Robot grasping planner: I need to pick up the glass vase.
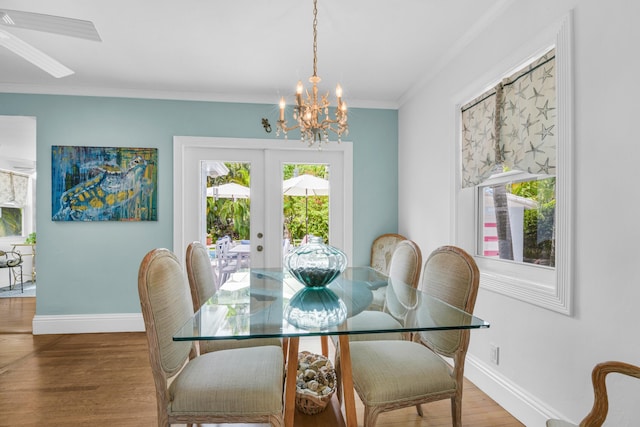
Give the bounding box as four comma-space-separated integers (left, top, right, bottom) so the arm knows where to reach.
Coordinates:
284, 235, 347, 288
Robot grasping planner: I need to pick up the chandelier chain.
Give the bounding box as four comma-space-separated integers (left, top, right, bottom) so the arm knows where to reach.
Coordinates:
312, 0, 318, 78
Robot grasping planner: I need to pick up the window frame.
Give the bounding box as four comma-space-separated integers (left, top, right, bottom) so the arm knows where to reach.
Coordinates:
454, 12, 573, 315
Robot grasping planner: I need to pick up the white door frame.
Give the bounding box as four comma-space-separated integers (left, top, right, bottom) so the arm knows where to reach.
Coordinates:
173, 136, 353, 267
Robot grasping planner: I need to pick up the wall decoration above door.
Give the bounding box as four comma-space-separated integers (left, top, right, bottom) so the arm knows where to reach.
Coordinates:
51, 146, 157, 221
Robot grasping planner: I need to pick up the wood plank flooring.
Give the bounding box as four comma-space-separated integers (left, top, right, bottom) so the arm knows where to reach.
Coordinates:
0, 298, 524, 426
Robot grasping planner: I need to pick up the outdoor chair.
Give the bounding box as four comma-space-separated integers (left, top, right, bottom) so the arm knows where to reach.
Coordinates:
215, 236, 240, 285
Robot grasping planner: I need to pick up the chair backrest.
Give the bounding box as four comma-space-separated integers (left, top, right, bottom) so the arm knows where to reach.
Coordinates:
580, 361, 640, 427
370, 233, 407, 275
186, 241, 218, 308
0, 250, 22, 267
416, 245, 480, 358
138, 248, 195, 396
384, 239, 422, 323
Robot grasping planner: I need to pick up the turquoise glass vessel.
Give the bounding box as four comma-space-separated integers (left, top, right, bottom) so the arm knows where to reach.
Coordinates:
284, 287, 348, 330
284, 236, 347, 288
284, 236, 348, 329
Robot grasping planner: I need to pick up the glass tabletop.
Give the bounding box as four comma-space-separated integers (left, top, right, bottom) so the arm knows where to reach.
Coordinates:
173, 266, 489, 341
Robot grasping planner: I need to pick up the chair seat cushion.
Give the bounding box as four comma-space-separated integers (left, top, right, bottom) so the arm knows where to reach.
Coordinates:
200, 337, 282, 353
350, 340, 456, 406
347, 310, 405, 341
168, 345, 284, 416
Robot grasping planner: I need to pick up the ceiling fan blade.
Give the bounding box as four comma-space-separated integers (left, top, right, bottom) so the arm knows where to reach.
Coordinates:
0, 29, 74, 78
0, 9, 101, 41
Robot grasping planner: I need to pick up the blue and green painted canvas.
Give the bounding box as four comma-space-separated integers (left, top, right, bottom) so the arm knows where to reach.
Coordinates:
51, 146, 157, 221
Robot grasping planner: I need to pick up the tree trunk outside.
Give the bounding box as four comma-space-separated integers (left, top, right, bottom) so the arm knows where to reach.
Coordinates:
492, 183, 513, 260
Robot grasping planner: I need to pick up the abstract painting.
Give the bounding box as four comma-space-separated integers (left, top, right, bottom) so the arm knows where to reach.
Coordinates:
51, 146, 157, 221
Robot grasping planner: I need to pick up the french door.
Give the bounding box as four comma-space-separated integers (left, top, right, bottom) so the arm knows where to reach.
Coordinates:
173, 137, 353, 268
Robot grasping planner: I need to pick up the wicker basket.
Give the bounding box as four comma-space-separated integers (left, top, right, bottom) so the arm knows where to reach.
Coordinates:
295, 351, 336, 415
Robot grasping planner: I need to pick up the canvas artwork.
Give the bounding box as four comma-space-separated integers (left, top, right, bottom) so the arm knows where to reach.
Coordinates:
51, 146, 157, 221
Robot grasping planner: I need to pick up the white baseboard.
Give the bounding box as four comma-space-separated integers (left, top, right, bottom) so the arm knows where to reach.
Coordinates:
465, 354, 565, 427
32, 313, 145, 335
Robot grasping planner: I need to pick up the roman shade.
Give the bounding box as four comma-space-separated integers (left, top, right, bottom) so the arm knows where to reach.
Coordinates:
461, 48, 556, 188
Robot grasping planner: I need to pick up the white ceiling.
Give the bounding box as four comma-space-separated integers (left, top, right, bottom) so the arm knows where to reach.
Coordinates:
0, 0, 510, 108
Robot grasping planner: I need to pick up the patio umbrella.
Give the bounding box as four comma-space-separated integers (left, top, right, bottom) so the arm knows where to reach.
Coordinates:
207, 182, 250, 199
282, 174, 329, 236
206, 161, 230, 178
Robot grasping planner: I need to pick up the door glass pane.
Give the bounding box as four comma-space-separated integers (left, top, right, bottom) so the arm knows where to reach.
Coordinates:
204, 160, 252, 285
282, 163, 330, 254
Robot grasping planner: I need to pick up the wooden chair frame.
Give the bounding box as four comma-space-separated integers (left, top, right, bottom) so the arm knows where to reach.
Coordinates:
579, 361, 640, 427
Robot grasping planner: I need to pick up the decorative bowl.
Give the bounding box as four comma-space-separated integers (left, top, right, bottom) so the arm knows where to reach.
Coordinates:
285, 235, 347, 288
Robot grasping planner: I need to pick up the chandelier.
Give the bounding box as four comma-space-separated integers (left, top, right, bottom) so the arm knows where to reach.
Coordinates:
276, 0, 348, 147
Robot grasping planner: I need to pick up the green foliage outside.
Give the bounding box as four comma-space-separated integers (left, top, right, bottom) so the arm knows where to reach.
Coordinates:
282, 164, 329, 243
207, 163, 251, 241
206, 163, 329, 243
510, 177, 556, 266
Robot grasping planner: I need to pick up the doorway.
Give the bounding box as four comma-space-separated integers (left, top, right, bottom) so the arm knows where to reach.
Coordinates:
173, 137, 353, 269
0, 116, 37, 300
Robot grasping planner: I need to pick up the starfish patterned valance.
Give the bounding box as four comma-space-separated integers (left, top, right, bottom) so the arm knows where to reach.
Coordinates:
0, 170, 29, 207
461, 49, 556, 188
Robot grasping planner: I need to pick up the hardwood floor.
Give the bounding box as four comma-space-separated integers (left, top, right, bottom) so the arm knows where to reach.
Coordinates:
0, 298, 524, 427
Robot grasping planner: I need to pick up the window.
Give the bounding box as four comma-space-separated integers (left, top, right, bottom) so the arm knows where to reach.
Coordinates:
456, 13, 573, 314
479, 175, 556, 267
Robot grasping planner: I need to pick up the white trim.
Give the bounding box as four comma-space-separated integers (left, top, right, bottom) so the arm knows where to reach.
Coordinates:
464, 354, 573, 426
454, 12, 574, 315
32, 313, 144, 335
0, 83, 396, 110
173, 136, 354, 267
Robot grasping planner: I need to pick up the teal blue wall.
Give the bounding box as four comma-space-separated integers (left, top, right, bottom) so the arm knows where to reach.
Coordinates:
0, 93, 398, 315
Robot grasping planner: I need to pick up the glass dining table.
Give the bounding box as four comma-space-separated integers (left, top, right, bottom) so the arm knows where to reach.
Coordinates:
173, 266, 490, 427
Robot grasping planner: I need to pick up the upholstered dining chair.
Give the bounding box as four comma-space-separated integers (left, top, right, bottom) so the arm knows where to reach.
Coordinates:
370, 233, 407, 275
368, 233, 409, 311
334, 239, 422, 401
352, 239, 423, 340
185, 241, 282, 354
547, 361, 640, 427
138, 248, 284, 427
347, 245, 480, 427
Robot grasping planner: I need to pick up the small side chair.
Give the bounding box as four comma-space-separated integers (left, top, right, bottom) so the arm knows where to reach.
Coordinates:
0, 250, 24, 293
